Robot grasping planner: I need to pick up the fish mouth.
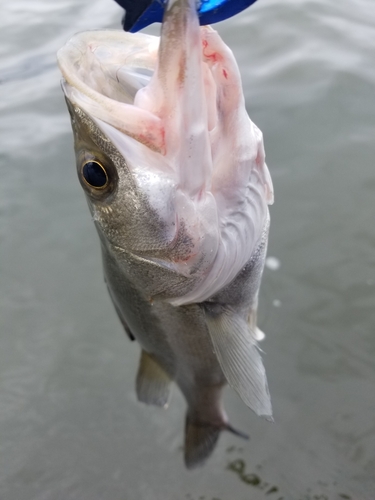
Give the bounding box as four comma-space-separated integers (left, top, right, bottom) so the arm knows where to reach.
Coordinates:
58, 30, 166, 153
57, 0, 216, 166
57, 30, 158, 104
58, 31, 156, 105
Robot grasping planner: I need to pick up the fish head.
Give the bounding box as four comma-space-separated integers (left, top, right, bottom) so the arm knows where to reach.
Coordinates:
58, 0, 274, 304
63, 92, 204, 299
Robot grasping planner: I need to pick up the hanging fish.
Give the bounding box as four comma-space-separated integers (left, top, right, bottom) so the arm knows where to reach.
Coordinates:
57, 0, 274, 468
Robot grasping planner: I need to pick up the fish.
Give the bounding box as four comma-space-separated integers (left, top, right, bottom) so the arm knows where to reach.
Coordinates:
57, 0, 274, 468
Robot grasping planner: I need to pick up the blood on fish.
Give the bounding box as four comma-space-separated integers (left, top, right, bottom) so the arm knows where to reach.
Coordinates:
171, 252, 198, 264
137, 127, 166, 155
202, 39, 223, 63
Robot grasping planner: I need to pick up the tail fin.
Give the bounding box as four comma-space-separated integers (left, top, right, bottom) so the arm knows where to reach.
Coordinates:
184, 416, 221, 469
184, 416, 249, 469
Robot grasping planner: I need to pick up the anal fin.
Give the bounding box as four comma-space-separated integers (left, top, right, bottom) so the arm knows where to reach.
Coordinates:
136, 350, 172, 408
204, 307, 272, 419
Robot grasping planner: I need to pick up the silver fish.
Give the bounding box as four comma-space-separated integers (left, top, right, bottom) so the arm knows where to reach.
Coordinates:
57, 0, 274, 468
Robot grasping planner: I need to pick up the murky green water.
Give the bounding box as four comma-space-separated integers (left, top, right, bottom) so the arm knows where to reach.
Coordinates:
1, 1, 374, 499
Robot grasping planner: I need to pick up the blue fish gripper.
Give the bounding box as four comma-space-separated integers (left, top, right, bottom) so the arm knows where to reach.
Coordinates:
115, 0, 259, 32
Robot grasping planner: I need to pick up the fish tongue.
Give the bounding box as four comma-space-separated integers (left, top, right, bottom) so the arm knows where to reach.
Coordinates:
135, 0, 213, 197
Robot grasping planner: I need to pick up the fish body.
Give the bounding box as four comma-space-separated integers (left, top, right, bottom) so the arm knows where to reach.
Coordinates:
58, 0, 274, 468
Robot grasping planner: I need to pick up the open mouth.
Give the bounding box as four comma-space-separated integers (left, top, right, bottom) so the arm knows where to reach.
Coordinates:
58, 31, 165, 152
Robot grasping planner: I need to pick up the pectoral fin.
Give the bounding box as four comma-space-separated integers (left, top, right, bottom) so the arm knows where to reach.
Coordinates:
136, 350, 172, 408
204, 308, 272, 418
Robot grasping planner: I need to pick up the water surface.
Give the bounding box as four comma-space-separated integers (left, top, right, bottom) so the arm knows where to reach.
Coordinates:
1, 1, 374, 499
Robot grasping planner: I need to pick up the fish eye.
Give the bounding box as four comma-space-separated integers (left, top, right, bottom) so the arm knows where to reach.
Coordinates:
81, 161, 108, 189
